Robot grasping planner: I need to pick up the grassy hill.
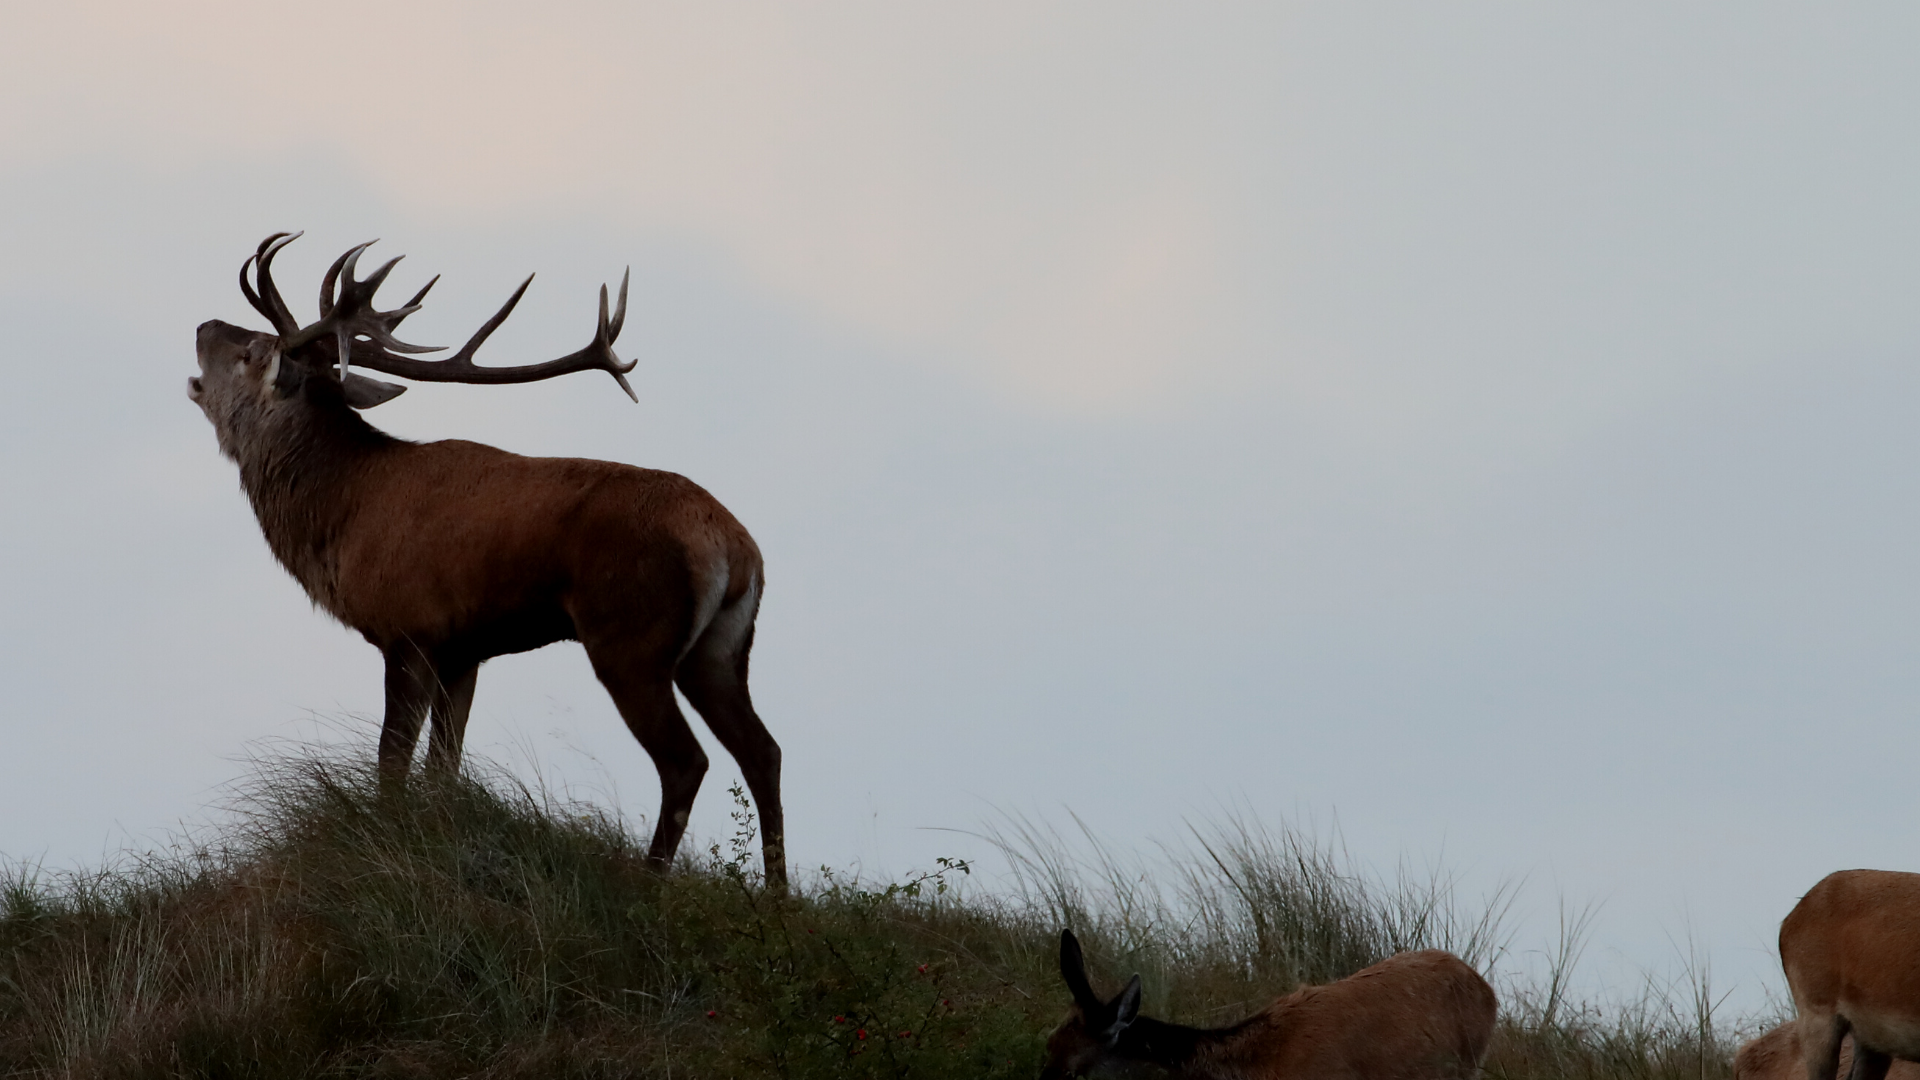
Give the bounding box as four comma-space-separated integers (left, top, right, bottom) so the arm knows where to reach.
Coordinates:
0, 751, 1752, 1078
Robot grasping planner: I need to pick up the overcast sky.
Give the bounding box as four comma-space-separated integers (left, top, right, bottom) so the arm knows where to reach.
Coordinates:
7, 2, 1920, 1012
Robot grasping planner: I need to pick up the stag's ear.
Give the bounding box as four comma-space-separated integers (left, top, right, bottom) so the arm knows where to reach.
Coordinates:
267, 349, 306, 398
1108, 975, 1142, 1036
343, 374, 408, 409
1060, 929, 1100, 1011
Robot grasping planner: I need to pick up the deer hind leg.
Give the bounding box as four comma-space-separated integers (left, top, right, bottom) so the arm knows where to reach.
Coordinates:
677, 594, 784, 889
378, 644, 438, 782
1800, 1014, 1849, 1080
424, 663, 479, 774
586, 644, 709, 870
1850, 1043, 1893, 1080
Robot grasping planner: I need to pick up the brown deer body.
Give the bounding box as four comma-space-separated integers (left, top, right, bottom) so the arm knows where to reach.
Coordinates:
1780, 869, 1920, 1080
1734, 1019, 1920, 1080
1041, 929, 1496, 1079
190, 234, 784, 886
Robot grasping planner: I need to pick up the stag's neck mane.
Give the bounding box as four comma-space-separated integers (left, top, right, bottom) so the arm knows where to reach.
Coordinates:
230, 387, 403, 613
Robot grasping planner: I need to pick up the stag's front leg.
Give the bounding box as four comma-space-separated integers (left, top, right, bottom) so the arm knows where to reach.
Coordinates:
424, 663, 479, 774
377, 645, 436, 782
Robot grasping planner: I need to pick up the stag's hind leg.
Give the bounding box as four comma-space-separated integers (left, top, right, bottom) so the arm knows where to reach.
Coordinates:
1800, 1014, 1849, 1080
677, 593, 785, 889
1850, 1042, 1893, 1080
586, 641, 710, 870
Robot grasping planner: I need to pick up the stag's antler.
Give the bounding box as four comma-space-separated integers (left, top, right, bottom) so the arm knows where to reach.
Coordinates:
239, 232, 304, 338
240, 234, 637, 402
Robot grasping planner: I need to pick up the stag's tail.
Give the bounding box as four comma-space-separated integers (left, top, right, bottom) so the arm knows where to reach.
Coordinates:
678, 533, 763, 673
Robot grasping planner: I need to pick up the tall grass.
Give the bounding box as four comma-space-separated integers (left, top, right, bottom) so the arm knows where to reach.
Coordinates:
0, 747, 1758, 1078
980, 808, 1514, 1019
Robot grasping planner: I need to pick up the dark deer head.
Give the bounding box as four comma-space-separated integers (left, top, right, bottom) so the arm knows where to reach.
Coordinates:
1041, 929, 1144, 1079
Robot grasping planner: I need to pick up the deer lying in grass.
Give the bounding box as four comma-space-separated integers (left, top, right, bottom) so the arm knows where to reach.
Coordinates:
1734, 1019, 1920, 1080
190, 233, 785, 887
1780, 869, 1920, 1080
1041, 928, 1496, 1079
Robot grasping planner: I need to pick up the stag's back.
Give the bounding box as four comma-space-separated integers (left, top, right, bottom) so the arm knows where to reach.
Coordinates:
318, 438, 760, 650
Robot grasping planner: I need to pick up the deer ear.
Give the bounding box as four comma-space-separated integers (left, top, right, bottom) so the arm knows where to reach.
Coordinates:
343, 374, 408, 409
1107, 975, 1142, 1038
1059, 929, 1100, 1010
268, 350, 305, 398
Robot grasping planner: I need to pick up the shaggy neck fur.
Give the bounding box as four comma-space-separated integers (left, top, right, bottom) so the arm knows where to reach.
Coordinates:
217, 378, 400, 616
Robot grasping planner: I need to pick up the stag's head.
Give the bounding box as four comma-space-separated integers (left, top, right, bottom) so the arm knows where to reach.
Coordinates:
191, 232, 635, 459
1040, 929, 1144, 1080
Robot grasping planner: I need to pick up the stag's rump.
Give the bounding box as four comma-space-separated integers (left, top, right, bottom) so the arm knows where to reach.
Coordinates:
332, 439, 760, 661
1782, 869, 1920, 1063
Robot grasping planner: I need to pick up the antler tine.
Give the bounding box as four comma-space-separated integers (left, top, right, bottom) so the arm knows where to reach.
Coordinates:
316, 241, 372, 319
451, 273, 535, 359
238, 253, 268, 325
388, 275, 440, 331
358, 255, 407, 305
608, 268, 629, 340
239, 231, 304, 336
600, 275, 637, 402
256, 233, 302, 333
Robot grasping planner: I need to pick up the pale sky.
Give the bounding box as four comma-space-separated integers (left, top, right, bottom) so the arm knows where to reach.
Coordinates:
8, 2, 1920, 1012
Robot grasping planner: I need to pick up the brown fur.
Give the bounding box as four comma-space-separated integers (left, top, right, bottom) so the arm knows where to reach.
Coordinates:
1779, 869, 1920, 1080
1042, 930, 1496, 1079
1734, 1019, 1920, 1080
190, 310, 786, 887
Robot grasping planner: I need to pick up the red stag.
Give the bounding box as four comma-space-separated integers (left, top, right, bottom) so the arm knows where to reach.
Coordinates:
1041, 928, 1496, 1079
189, 233, 784, 886
1780, 869, 1920, 1080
